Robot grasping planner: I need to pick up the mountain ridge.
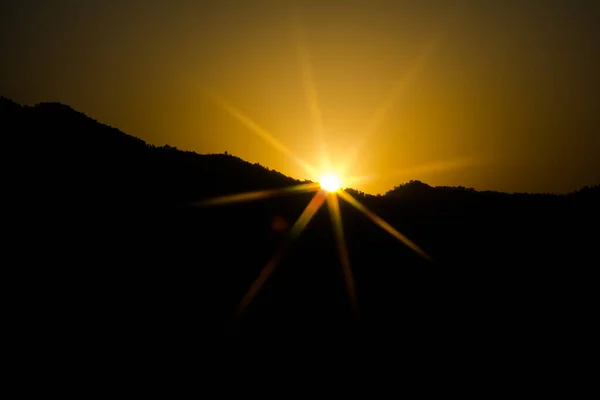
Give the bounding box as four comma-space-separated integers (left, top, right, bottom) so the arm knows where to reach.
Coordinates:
3, 96, 597, 198
3, 95, 599, 378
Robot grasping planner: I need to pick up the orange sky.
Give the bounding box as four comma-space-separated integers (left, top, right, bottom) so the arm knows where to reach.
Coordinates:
2, 0, 599, 194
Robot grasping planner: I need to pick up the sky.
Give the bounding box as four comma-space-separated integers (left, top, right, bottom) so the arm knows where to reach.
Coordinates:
1, 0, 599, 194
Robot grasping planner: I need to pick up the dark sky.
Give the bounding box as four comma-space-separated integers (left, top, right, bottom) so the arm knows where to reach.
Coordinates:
2, 0, 599, 193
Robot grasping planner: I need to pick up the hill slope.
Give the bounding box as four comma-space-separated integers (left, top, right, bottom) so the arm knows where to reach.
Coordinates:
3, 96, 599, 383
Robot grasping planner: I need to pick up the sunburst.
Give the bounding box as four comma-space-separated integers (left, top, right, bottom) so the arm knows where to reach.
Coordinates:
319, 174, 342, 192
193, 94, 433, 319
190, 10, 470, 321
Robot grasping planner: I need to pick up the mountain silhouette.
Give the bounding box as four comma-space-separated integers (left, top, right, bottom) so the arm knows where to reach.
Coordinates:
3, 96, 598, 384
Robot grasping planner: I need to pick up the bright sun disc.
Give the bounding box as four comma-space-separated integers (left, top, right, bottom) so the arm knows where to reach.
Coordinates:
320, 174, 341, 192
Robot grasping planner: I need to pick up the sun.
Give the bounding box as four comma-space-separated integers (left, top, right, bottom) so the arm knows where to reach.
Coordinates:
202, 57, 434, 320
319, 174, 341, 192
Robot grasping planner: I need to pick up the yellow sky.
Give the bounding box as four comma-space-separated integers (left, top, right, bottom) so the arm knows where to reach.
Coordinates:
1, 1, 599, 194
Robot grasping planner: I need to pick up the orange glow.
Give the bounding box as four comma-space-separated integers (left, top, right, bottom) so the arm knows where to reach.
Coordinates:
5, 2, 598, 194
206, 91, 318, 178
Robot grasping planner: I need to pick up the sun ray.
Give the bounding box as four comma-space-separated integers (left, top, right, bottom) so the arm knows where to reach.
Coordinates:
339, 37, 441, 176
339, 5, 463, 176
289, 189, 327, 239
205, 92, 318, 177
326, 193, 359, 318
343, 156, 481, 188
234, 247, 287, 319
291, 9, 330, 171
338, 190, 432, 262
235, 190, 327, 317
205, 5, 469, 322
191, 182, 320, 207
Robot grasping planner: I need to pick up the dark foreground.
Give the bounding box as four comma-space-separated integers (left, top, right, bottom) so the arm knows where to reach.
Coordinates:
19, 192, 598, 389
4, 97, 599, 390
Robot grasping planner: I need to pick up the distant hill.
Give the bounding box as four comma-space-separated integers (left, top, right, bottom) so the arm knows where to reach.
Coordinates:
3, 96, 597, 205
3, 96, 599, 381
1, 96, 304, 209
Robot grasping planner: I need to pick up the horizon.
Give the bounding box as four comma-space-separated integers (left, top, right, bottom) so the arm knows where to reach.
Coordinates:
2, 1, 599, 195
3, 95, 597, 196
